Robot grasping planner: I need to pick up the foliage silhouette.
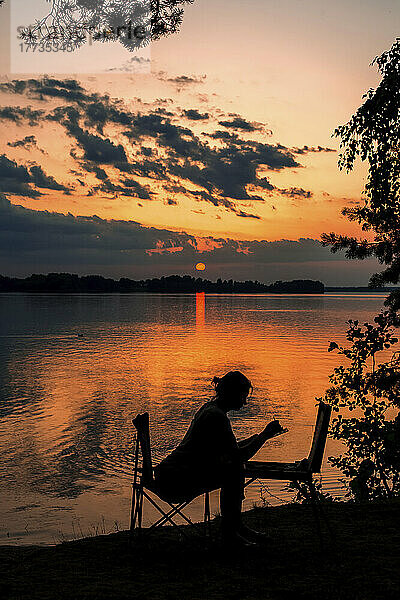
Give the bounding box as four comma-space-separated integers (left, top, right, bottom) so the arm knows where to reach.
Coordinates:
322, 313, 400, 500
18, 0, 195, 51
321, 38, 400, 316
319, 39, 400, 500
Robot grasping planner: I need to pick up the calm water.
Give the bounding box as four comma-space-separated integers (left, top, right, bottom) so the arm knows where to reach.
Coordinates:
0, 292, 388, 545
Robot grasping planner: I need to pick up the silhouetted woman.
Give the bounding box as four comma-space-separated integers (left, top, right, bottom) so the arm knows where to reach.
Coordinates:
154, 370, 284, 545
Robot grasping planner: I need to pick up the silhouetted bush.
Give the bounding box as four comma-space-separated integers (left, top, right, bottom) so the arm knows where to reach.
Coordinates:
323, 312, 400, 500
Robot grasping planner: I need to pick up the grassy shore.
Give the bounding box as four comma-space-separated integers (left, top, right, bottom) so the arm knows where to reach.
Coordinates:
1, 501, 399, 600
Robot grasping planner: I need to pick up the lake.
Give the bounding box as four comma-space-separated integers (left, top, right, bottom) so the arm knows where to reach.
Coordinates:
0, 292, 389, 544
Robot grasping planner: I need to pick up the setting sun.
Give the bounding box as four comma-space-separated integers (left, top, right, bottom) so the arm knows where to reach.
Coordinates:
195, 262, 206, 271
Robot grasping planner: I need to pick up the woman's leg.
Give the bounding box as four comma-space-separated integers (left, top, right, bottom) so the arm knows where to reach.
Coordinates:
219, 460, 245, 535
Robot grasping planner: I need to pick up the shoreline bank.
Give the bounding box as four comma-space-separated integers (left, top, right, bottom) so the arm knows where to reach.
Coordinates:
1, 501, 399, 599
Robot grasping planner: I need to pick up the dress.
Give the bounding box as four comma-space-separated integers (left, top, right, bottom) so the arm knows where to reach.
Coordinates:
154, 401, 240, 502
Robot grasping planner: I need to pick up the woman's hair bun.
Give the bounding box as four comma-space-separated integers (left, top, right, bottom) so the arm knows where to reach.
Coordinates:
211, 371, 252, 397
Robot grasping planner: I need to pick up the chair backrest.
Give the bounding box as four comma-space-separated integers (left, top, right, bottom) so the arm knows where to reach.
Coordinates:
132, 412, 154, 484
307, 401, 332, 473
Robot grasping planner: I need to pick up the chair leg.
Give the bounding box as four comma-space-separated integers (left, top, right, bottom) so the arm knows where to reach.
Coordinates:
137, 487, 144, 531
143, 492, 193, 538
131, 484, 211, 540
150, 500, 191, 529
204, 492, 211, 537
129, 484, 144, 543
130, 484, 137, 535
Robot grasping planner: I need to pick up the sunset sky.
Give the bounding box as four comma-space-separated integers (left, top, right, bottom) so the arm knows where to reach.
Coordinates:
0, 0, 399, 284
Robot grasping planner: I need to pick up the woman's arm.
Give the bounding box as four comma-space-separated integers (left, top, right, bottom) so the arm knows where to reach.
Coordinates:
238, 421, 285, 461
238, 432, 268, 461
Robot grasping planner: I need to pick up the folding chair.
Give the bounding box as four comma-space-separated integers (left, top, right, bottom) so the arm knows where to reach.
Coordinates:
244, 401, 334, 549
130, 413, 211, 538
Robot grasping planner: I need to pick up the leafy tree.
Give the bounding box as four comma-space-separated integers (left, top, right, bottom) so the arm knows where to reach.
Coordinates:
151, 0, 194, 40
321, 38, 400, 316
19, 0, 195, 50
322, 312, 400, 500
320, 40, 400, 500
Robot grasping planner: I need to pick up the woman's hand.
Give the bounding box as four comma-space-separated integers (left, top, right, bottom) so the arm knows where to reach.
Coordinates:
262, 420, 284, 438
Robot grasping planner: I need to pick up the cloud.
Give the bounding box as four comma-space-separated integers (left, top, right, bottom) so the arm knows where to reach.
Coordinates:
292, 145, 336, 154
218, 117, 264, 132
0, 194, 378, 284
120, 178, 152, 199
124, 112, 204, 159
158, 73, 207, 87
0, 155, 41, 198
141, 146, 153, 157
168, 140, 300, 201
70, 125, 128, 164
206, 130, 239, 141
278, 187, 313, 199
0, 194, 197, 270
234, 210, 261, 219
106, 56, 151, 72
0, 106, 45, 125
8, 135, 38, 150
0, 78, 88, 102
0, 77, 315, 215
182, 109, 210, 121
0, 155, 70, 197
30, 165, 70, 192
80, 162, 108, 181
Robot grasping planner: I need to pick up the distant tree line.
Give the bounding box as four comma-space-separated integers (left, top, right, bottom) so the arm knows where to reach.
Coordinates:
0, 273, 324, 294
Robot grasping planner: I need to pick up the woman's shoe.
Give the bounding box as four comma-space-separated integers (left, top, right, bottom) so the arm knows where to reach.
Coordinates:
238, 524, 270, 543
221, 530, 258, 548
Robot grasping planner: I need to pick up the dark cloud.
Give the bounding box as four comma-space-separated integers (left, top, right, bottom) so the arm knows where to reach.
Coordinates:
29, 165, 70, 192
163, 183, 189, 194
278, 187, 313, 199
206, 130, 239, 141
218, 117, 263, 132
8, 135, 38, 150
182, 109, 210, 121
125, 112, 205, 159
0, 194, 376, 284
91, 178, 152, 199
153, 107, 175, 117
0, 78, 314, 214
158, 73, 207, 86
234, 210, 261, 219
70, 125, 128, 164
122, 108, 305, 206
189, 190, 261, 219
0, 194, 196, 270
292, 145, 336, 154
141, 146, 154, 157
169, 140, 300, 201
0, 155, 41, 198
120, 178, 152, 199
82, 100, 132, 131
106, 56, 151, 72
256, 177, 275, 191
80, 162, 108, 181
0, 78, 88, 102
0, 155, 70, 197
0, 106, 44, 125
117, 158, 168, 179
